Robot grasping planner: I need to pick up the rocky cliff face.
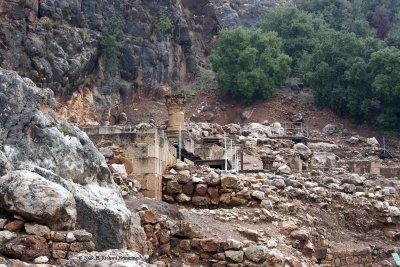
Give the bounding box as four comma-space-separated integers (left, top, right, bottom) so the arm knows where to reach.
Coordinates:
0, 0, 280, 125
0, 67, 146, 251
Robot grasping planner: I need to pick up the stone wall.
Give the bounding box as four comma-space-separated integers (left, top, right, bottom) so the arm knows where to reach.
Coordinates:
162, 170, 263, 207
136, 207, 299, 267
87, 129, 177, 200
321, 248, 373, 267
380, 167, 400, 178
338, 160, 400, 178
0, 216, 94, 265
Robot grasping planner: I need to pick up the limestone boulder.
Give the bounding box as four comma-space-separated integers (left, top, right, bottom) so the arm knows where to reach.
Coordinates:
0, 170, 76, 230
0, 69, 145, 251
243, 123, 272, 137
270, 122, 284, 136
294, 143, 312, 161
367, 137, 379, 146
277, 165, 292, 175
270, 178, 286, 189
216, 3, 240, 28
322, 124, 337, 135
0, 152, 11, 177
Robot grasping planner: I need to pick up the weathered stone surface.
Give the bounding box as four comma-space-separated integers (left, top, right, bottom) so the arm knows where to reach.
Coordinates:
4, 220, 25, 232
225, 250, 244, 263
290, 230, 309, 242
25, 223, 51, 239
182, 182, 194, 195
0, 219, 7, 229
53, 242, 70, 251
72, 229, 92, 242
0, 231, 17, 245
66, 232, 76, 242
226, 239, 243, 250
243, 246, 268, 263
167, 180, 183, 194
182, 253, 200, 265
200, 239, 224, 252
294, 143, 312, 161
33, 256, 49, 264
176, 193, 191, 203
0, 235, 49, 261
251, 191, 265, 200
221, 174, 239, 189
53, 250, 68, 259
270, 178, 286, 189
192, 196, 210, 206
175, 221, 203, 239
206, 171, 221, 186
0, 170, 76, 230
367, 137, 379, 146
322, 124, 337, 135
0, 69, 145, 251
194, 183, 208, 196
138, 210, 158, 225
69, 241, 95, 252
281, 221, 298, 234
277, 165, 292, 175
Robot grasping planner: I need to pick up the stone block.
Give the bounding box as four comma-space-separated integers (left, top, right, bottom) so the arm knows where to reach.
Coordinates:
192, 196, 210, 206
194, 183, 208, 196
167, 181, 182, 194
225, 250, 244, 263
182, 253, 199, 265
53, 250, 67, 259
69, 241, 95, 252
52, 242, 70, 251
72, 230, 92, 242
138, 210, 158, 225
51, 231, 66, 242
25, 223, 51, 239
200, 239, 224, 252
5, 220, 24, 232
182, 182, 194, 195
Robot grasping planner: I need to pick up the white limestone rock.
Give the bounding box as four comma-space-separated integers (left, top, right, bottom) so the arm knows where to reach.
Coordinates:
0, 170, 76, 230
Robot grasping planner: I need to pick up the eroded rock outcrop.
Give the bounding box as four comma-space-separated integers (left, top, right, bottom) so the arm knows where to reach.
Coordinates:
0, 68, 145, 251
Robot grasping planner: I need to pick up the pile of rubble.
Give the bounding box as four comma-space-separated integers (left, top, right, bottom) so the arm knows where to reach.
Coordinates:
146, 121, 400, 266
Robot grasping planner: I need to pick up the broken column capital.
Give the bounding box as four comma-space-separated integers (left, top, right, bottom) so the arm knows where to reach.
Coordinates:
165, 94, 186, 112
165, 94, 187, 136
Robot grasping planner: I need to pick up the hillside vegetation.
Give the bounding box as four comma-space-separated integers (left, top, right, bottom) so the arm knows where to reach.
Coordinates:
210, 0, 400, 132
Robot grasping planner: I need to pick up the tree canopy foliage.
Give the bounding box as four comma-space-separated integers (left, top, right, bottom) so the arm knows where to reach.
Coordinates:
259, 3, 400, 130
257, 6, 330, 73
209, 28, 291, 103
210, 1, 400, 130
100, 17, 124, 77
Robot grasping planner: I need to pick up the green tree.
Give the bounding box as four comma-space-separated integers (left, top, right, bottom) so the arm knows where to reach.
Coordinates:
296, 0, 354, 31
155, 11, 173, 37
369, 47, 400, 129
257, 6, 330, 73
209, 28, 291, 103
100, 17, 124, 77
299, 31, 375, 119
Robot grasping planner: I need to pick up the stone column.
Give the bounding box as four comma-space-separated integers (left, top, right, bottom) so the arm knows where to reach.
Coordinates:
165, 94, 187, 137
261, 154, 276, 170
